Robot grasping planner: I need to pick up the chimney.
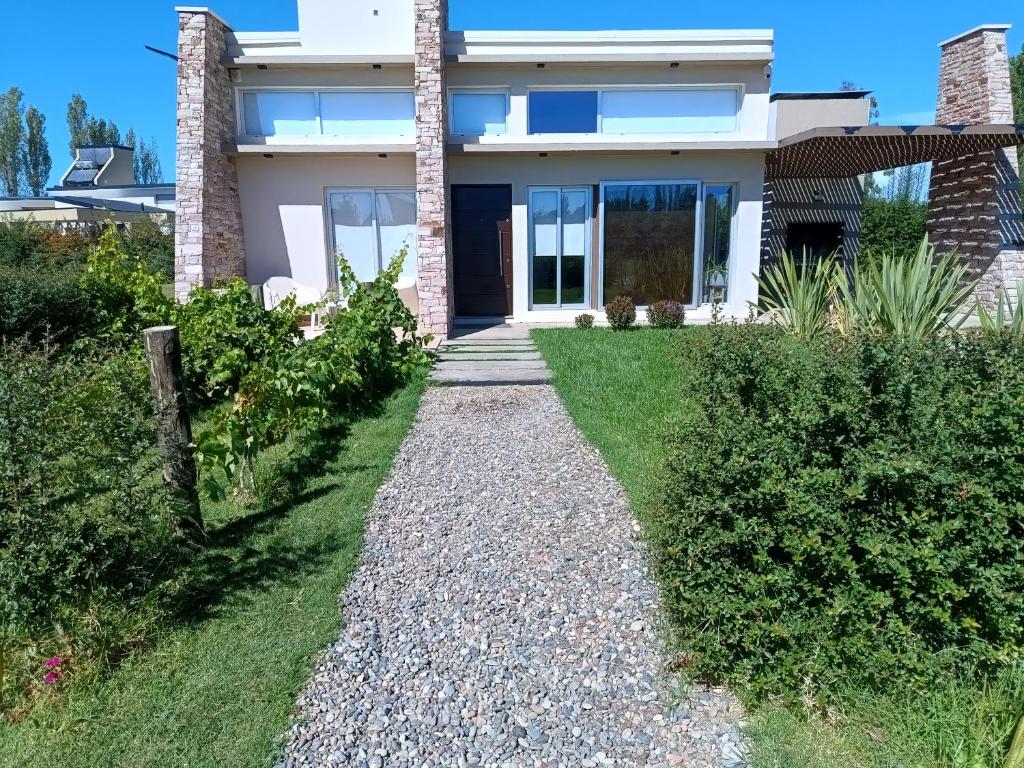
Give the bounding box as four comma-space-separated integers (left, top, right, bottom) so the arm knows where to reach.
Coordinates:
927, 24, 1024, 309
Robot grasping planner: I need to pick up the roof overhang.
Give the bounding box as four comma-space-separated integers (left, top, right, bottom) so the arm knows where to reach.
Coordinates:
767, 124, 1024, 178
444, 29, 774, 64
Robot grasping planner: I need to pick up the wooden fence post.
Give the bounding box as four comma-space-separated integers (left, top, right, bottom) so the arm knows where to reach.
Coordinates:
143, 325, 203, 539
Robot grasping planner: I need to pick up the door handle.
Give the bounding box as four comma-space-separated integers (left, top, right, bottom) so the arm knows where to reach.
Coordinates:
497, 229, 504, 277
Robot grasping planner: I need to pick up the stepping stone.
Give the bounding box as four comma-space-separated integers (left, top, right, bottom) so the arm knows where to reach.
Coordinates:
440, 338, 536, 347
429, 368, 553, 385
435, 359, 548, 370
436, 351, 543, 362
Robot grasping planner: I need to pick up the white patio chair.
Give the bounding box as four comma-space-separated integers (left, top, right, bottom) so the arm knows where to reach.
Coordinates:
261, 276, 325, 330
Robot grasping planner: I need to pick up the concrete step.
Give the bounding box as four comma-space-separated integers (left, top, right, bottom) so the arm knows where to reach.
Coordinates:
440, 338, 536, 347
435, 359, 548, 370
436, 351, 543, 362
429, 368, 553, 386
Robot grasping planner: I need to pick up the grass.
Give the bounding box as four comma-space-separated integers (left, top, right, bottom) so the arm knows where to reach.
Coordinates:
0, 376, 424, 768
534, 327, 1024, 768
532, 327, 688, 513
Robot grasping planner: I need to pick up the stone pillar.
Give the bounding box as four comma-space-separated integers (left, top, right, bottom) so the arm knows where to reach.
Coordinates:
414, 0, 454, 338
175, 8, 247, 300
928, 24, 1024, 308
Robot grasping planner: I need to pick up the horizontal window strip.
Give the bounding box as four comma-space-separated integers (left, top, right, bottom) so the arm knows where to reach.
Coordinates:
241, 89, 415, 138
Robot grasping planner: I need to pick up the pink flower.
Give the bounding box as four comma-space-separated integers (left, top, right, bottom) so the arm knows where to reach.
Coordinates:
44, 656, 62, 668
44, 671, 61, 685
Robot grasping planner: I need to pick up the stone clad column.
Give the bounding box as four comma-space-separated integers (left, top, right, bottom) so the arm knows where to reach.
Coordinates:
175, 8, 247, 300
414, 0, 454, 338
928, 24, 1024, 308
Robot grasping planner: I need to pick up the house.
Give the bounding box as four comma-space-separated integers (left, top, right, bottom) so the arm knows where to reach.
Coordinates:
173, 1, 1024, 336
0, 146, 175, 233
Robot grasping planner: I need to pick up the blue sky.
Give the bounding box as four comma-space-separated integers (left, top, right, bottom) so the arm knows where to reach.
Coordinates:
0, 1, 1020, 187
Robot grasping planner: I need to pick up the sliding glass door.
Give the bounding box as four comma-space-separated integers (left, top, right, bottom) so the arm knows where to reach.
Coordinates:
529, 187, 591, 308
327, 188, 417, 285
601, 181, 700, 307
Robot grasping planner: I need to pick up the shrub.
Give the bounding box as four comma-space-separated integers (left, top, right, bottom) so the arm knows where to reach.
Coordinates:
0, 262, 96, 343
836, 239, 974, 341
195, 251, 429, 496
605, 295, 636, 331
175, 279, 303, 404
575, 313, 594, 330
648, 300, 686, 329
82, 226, 173, 339
755, 251, 837, 339
860, 196, 929, 264
0, 342, 172, 706
653, 326, 1024, 702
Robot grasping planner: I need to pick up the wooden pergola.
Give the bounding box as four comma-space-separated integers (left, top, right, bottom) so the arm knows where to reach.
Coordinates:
766, 124, 1024, 178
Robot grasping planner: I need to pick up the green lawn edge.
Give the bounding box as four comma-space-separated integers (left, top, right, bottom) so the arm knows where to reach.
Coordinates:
0, 376, 425, 768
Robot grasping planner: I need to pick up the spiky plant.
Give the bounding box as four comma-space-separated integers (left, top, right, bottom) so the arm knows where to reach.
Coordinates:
752, 251, 837, 339
977, 281, 1024, 336
836, 238, 975, 342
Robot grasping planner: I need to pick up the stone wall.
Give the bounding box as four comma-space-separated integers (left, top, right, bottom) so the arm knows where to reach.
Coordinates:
175, 9, 247, 300
414, 0, 454, 337
927, 25, 1024, 308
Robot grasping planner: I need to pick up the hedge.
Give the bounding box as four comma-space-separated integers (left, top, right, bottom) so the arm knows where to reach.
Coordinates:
652, 327, 1024, 701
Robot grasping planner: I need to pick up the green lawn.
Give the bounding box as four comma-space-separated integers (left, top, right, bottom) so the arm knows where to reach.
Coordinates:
534, 327, 1024, 768
532, 327, 688, 514
0, 377, 424, 768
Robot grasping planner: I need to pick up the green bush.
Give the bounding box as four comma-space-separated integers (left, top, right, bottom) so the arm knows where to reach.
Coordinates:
0, 342, 173, 706
575, 313, 594, 330
860, 197, 929, 264
195, 251, 430, 496
647, 300, 686, 329
0, 262, 96, 343
653, 326, 1024, 701
605, 295, 636, 330
175, 279, 303, 404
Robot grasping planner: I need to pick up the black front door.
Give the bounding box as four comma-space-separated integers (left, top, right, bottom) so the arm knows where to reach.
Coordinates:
452, 185, 512, 316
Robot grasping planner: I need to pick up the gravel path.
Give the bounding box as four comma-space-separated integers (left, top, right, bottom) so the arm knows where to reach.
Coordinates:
279, 385, 745, 768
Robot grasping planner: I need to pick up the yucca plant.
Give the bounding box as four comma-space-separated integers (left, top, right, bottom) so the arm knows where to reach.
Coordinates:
1007, 712, 1024, 768
752, 250, 837, 339
836, 238, 975, 343
977, 281, 1024, 336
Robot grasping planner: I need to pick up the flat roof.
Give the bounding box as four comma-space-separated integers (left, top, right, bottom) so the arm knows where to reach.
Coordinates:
771, 91, 872, 102
767, 124, 1024, 178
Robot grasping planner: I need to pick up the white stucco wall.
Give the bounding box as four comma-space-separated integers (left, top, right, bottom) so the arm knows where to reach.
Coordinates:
448, 150, 766, 322
296, 0, 414, 55
235, 154, 416, 293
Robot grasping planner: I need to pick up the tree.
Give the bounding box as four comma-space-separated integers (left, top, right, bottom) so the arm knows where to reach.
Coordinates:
66, 94, 121, 156
23, 106, 51, 197
124, 128, 163, 184
66, 94, 88, 157
0, 87, 26, 195
841, 81, 882, 198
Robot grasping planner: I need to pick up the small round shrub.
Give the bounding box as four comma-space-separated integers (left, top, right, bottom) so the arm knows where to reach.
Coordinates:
575, 313, 594, 330
605, 296, 636, 331
648, 299, 686, 329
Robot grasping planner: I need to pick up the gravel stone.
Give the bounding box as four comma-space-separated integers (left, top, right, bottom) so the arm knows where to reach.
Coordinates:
279, 385, 746, 767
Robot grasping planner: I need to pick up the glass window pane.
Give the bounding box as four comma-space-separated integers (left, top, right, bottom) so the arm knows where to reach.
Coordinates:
600, 89, 738, 134
528, 91, 598, 134
375, 190, 418, 281
561, 190, 588, 306
532, 191, 559, 305
603, 183, 698, 306
702, 186, 733, 303
452, 92, 507, 135
329, 191, 377, 282
320, 91, 415, 136
243, 91, 317, 136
